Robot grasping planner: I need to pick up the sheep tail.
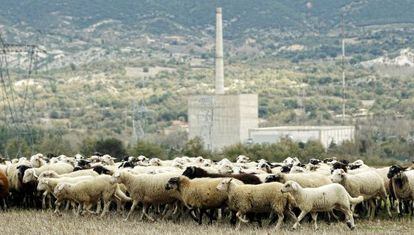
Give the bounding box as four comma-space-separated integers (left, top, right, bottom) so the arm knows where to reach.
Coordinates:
115, 184, 131, 202
349, 195, 363, 205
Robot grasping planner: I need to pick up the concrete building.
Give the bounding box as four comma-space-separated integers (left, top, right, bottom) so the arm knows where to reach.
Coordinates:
248, 126, 355, 149
188, 94, 258, 150
188, 8, 258, 150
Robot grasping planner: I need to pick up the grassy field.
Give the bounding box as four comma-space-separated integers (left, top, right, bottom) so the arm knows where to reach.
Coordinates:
1, 209, 413, 235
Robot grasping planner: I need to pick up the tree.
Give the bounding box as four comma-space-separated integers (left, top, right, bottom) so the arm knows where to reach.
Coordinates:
79, 137, 98, 157
94, 138, 127, 160
182, 137, 211, 158
129, 141, 165, 159
36, 136, 74, 156
5, 138, 31, 159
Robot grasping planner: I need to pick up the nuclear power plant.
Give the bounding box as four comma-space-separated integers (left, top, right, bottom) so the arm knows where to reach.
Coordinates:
188, 8, 258, 150
188, 8, 355, 150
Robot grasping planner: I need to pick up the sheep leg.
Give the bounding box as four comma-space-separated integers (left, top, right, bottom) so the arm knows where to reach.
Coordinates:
396, 199, 402, 215
65, 201, 70, 211
293, 211, 308, 230
285, 208, 297, 222
206, 209, 216, 224
274, 212, 284, 230
368, 200, 376, 220
198, 208, 204, 225
0, 199, 6, 210
189, 208, 199, 223
160, 204, 169, 218
172, 202, 179, 215
236, 219, 242, 230
385, 198, 392, 218
125, 200, 138, 221
75, 203, 82, 216
160, 204, 171, 220
95, 199, 102, 214
48, 194, 53, 209
54, 200, 62, 214
310, 212, 318, 230
42, 192, 47, 209
100, 200, 111, 218
142, 204, 156, 222
236, 211, 249, 223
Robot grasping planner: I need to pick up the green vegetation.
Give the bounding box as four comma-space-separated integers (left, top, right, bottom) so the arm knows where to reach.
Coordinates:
0, 1, 413, 163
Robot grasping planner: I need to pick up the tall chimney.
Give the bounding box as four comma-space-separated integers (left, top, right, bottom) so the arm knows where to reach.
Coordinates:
215, 7, 224, 95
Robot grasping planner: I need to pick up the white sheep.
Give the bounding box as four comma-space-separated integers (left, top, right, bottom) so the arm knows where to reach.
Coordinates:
38, 169, 98, 179
267, 172, 332, 188
281, 180, 363, 230
54, 175, 118, 217
30, 154, 47, 168
331, 169, 391, 219
111, 170, 181, 221
23, 163, 74, 183
217, 178, 296, 230
37, 175, 95, 209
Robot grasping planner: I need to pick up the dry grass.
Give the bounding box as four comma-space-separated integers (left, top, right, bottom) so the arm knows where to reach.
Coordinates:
1, 209, 413, 235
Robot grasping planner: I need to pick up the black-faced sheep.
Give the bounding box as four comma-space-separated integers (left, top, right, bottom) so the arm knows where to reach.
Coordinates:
182, 166, 262, 185
387, 165, 414, 215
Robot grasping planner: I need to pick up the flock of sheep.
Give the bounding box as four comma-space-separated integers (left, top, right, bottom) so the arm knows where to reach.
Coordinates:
0, 153, 413, 230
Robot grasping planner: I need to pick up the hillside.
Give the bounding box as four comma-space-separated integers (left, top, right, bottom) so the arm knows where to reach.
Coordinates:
2, 1, 414, 35
0, 1, 413, 158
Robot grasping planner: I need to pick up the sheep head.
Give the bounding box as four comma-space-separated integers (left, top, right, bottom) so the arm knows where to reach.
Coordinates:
266, 173, 284, 183
182, 166, 198, 179
149, 158, 161, 166
41, 170, 60, 179
54, 183, 68, 196
331, 169, 346, 183
387, 165, 407, 179
309, 158, 321, 165
23, 169, 38, 183
236, 155, 249, 164
281, 181, 299, 193
165, 177, 180, 190
93, 165, 112, 175
37, 179, 48, 191
281, 164, 292, 173
216, 178, 232, 191
111, 171, 122, 184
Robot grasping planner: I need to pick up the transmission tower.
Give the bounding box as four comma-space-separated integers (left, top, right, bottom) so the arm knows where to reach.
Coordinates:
0, 33, 46, 157
131, 77, 154, 143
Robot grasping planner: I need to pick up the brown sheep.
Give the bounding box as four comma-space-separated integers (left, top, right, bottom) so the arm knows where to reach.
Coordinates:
0, 171, 9, 210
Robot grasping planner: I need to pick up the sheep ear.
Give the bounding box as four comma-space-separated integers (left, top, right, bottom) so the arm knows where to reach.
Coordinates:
33, 171, 39, 179
292, 182, 298, 190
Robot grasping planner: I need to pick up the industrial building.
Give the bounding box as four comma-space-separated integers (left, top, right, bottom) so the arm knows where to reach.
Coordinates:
248, 126, 355, 149
188, 8, 258, 150
188, 94, 258, 150
187, 8, 355, 151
